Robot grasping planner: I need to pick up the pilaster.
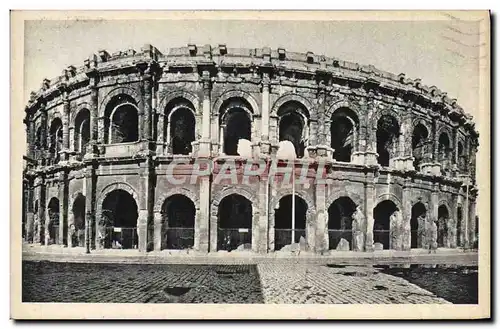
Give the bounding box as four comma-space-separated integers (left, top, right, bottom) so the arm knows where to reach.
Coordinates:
198, 174, 210, 252
364, 174, 376, 251
199, 70, 212, 157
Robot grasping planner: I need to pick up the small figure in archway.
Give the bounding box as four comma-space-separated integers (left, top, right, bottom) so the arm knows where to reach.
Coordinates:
428, 218, 438, 254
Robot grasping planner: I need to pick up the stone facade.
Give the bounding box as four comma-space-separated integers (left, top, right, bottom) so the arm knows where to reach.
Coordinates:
22, 44, 479, 253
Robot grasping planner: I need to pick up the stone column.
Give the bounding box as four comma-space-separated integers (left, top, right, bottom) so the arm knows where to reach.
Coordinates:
85, 68, 99, 157
34, 177, 45, 244
401, 179, 412, 251
156, 113, 165, 155
61, 90, 70, 162
26, 117, 35, 159
141, 66, 153, 143
85, 166, 96, 250
430, 189, 439, 248
199, 71, 211, 157
469, 198, 477, 247
197, 174, 210, 252
58, 171, 68, 246
364, 176, 376, 251
25, 183, 35, 243
364, 98, 378, 166
137, 159, 154, 253
257, 170, 269, 253
153, 211, 162, 251
40, 104, 48, 166
260, 74, 271, 155
314, 183, 327, 253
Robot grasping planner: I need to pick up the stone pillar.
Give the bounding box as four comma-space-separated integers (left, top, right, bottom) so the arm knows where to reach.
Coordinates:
61, 90, 70, 162
469, 198, 477, 247
199, 71, 211, 157
34, 177, 45, 244
67, 204, 75, 248
40, 104, 48, 166
197, 175, 210, 252
153, 211, 162, 251
257, 171, 269, 253
260, 75, 271, 155
401, 179, 412, 251
364, 98, 378, 166
141, 66, 153, 142
314, 183, 327, 253
25, 182, 35, 243
156, 113, 165, 154
430, 189, 439, 248
138, 159, 154, 252
364, 177, 376, 251
44, 200, 51, 246
85, 67, 99, 157
58, 172, 68, 246
26, 117, 35, 159
85, 166, 96, 250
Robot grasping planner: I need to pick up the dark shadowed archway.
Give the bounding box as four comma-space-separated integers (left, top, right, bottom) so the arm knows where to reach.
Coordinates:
327, 197, 357, 250
411, 202, 427, 248
438, 205, 450, 248
47, 197, 60, 245
161, 194, 195, 250
101, 189, 138, 249
412, 123, 430, 171
373, 200, 398, 249
274, 195, 308, 250
330, 108, 358, 162
104, 94, 139, 144
71, 194, 86, 247
217, 194, 253, 251
376, 115, 400, 167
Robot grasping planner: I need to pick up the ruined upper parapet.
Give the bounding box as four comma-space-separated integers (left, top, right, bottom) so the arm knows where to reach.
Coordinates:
25, 43, 477, 137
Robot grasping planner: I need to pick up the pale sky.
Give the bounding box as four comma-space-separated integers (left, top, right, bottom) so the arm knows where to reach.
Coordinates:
24, 17, 482, 113
22, 15, 487, 211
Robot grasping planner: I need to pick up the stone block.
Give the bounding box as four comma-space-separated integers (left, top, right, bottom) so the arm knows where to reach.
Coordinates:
299, 236, 308, 251
236, 243, 252, 251
373, 242, 384, 251
336, 238, 350, 251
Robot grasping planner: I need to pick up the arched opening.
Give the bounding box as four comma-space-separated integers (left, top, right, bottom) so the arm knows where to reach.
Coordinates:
74, 109, 90, 155
373, 200, 398, 250
411, 202, 427, 248
457, 206, 463, 247
438, 205, 450, 248
278, 102, 308, 158
438, 132, 451, 174
327, 197, 357, 250
221, 107, 252, 156
71, 194, 86, 247
100, 189, 138, 249
330, 108, 358, 162
47, 197, 60, 245
217, 194, 253, 251
412, 123, 429, 170
274, 195, 308, 250
169, 108, 196, 155
49, 118, 63, 164
376, 115, 400, 167
104, 94, 139, 144
161, 194, 195, 250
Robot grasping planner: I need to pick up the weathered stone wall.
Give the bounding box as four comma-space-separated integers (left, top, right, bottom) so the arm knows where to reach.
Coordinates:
22, 44, 479, 253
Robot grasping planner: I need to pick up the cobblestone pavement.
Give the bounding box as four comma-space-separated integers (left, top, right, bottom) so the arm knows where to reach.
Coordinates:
22, 261, 452, 304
